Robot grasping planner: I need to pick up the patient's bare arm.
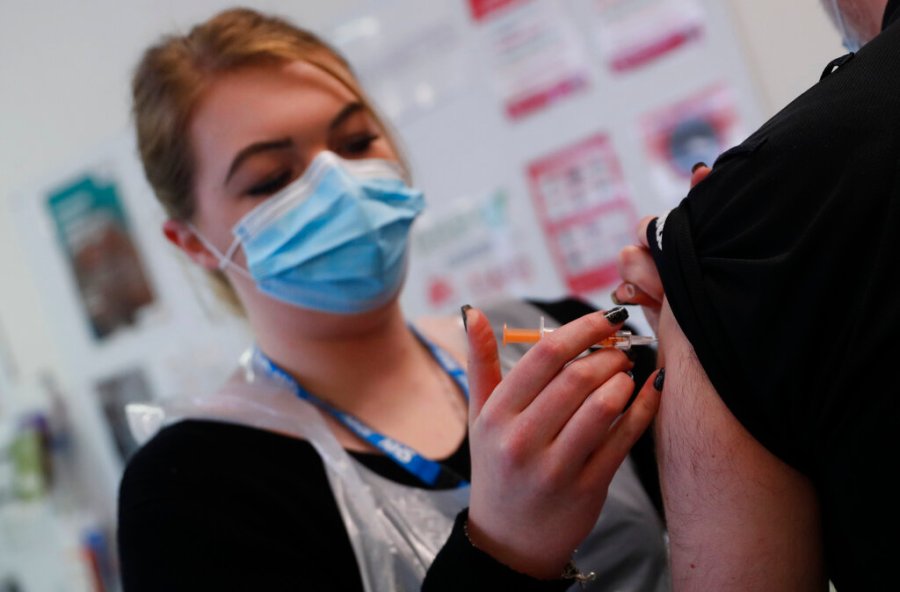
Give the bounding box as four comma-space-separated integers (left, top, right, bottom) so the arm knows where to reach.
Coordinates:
656, 300, 827, 592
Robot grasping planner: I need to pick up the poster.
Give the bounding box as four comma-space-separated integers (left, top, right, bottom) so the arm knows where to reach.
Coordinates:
641, 84, 744, 205
469, 0, 590, 120
46, 174, 155, 341
527, 134, 638, 294
589, 0, 705, 73
405, 189, 535, 314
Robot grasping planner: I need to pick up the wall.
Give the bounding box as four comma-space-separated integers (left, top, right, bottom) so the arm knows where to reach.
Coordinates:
731, 0, 844, 113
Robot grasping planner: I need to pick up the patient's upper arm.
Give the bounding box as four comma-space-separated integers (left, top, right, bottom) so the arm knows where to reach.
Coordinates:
656, 300, 826, 591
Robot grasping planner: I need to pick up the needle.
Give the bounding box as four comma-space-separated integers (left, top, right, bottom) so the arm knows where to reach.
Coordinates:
502, 317, 657, 351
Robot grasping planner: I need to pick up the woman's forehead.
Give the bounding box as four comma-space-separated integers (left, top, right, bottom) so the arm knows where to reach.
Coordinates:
189, 61, 359, 175
196, 60, 357, 121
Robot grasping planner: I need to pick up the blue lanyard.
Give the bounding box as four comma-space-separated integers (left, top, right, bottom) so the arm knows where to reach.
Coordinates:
253, 325, 470, 488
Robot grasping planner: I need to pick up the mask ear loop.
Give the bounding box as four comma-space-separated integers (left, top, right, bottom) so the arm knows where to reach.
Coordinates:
186, 223, 254, 280
827, 0, 863, 52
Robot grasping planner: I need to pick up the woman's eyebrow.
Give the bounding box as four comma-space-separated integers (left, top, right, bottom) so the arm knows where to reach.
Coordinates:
329, 101, 364, 131
223, 102, 363, 185
225, 138, 293, 184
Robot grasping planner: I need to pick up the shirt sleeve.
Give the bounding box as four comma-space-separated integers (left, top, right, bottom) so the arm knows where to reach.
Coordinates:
423, 510, 572, 592
646, 102, 900, 473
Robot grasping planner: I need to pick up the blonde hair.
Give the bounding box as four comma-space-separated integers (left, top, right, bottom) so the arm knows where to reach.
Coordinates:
132, 7, 403, 312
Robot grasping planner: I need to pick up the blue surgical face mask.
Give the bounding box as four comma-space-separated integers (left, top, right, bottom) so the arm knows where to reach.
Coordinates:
193, 151, 424, 314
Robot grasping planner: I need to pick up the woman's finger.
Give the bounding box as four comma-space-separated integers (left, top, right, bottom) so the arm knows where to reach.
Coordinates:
583, 369, 664, 486
636, 216, 656, 249
611, 282, 658, 307
690, 163, 712, 187
617, 245, 664, 302
463, 306, 502, 421
519, 348, 632, 446
551, 371, 636, 472
490, 307, 630, 414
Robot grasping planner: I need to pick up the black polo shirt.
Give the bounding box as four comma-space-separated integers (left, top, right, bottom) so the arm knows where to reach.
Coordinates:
649, 2, 900, 589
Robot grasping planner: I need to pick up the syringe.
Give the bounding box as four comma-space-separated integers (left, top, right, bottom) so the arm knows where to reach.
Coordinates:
502, 317, 657, 351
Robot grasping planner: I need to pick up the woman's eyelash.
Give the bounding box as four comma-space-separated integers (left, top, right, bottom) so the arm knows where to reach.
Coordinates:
247, 170, 292, 196
343, 133, 379, 154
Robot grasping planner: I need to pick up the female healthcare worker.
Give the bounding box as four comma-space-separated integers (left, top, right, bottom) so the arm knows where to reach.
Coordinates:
117, 8, 667, 591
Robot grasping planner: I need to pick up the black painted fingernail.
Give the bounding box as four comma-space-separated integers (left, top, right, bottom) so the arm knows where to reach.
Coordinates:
460, 304, 472, 333
692, 161, 708, 173
653, 368, 666, 391
626, 370, 634, 380
604, 306, 628, 325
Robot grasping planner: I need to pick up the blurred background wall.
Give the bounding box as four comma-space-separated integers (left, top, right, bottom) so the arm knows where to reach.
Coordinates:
0, 1, 843, 590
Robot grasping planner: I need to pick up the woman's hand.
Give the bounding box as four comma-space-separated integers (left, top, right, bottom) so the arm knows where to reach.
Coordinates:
612, 163, 712, 335
462, 306, 663, 580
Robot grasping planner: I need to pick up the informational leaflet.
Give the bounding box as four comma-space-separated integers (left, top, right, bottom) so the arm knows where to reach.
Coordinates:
45, 175, 156, 341
589, 0, 705, 73
641, 84, 744, 205
469, 0, 590, 120
527, 134, 638, 294
404, 189, 535, 315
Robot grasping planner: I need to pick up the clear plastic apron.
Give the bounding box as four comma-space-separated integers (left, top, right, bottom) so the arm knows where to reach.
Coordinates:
127, 301, 670, 591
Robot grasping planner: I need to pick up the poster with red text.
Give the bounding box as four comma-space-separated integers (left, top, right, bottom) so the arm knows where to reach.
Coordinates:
469, 0, 590, 120
590, 0, 705, 73
641, 84, 744, 205
527, 134, 638, 295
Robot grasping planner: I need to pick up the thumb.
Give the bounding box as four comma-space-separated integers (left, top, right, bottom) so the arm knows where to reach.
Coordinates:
462, 305, 502, 421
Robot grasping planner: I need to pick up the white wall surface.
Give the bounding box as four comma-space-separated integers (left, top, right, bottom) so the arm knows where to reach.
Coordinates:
731, 0, 844, 112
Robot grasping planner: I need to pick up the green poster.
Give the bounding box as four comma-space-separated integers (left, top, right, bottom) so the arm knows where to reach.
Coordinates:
46, 175, 155, 340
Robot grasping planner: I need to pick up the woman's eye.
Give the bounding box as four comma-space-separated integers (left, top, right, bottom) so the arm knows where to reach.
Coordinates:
247, 170, 292, 196
340, 133, 379, 156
